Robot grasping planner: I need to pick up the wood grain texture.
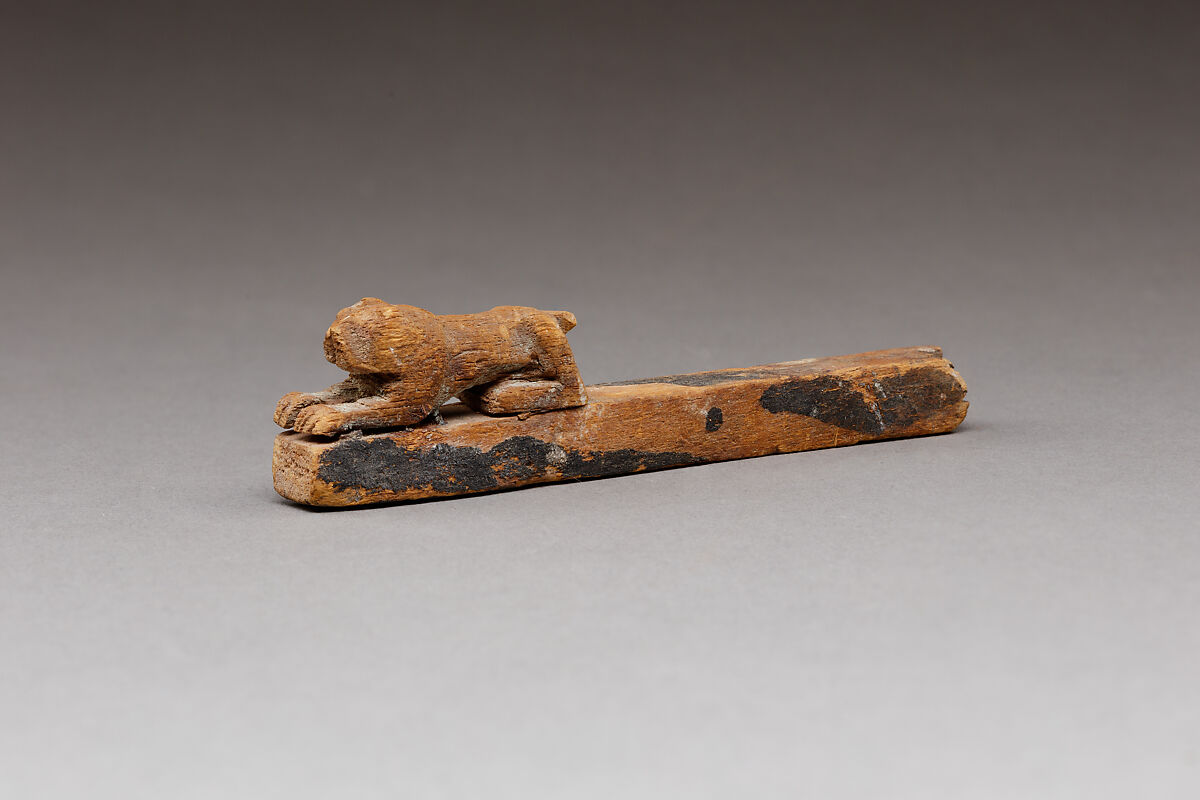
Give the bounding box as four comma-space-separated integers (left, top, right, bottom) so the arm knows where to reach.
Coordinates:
273, 346, 968, 507
274, 299, 586, 436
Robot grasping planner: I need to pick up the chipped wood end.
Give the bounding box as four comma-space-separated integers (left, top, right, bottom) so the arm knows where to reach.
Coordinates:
273, 346, 968, 507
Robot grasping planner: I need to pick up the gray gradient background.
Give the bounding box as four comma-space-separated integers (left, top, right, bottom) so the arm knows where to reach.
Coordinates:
3, 1, 1199, 796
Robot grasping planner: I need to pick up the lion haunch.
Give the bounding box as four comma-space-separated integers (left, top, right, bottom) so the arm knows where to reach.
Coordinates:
275, 299, 587, 436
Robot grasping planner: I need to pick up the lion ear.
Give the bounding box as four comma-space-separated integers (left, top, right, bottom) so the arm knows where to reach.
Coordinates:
359, 297, 385, 305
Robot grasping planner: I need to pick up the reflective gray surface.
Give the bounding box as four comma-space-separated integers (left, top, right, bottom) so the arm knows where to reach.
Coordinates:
3, 2, 1198, 796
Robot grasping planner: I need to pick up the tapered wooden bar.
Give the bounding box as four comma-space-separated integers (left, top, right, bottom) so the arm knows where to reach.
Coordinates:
273, 346, 968, 507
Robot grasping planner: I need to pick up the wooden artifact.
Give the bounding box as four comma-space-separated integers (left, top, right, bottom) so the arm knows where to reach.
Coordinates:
275, 298, 585, 435
273, 300, 969, 507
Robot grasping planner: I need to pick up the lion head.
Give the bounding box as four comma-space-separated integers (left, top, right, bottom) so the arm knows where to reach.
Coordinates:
323, 298, 447, 379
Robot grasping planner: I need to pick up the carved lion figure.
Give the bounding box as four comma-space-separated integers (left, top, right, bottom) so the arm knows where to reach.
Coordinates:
275, 298, 587, 436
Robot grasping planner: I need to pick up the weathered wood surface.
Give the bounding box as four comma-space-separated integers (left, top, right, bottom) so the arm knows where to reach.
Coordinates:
273, 346, 968, 507
274, 299, 586, 436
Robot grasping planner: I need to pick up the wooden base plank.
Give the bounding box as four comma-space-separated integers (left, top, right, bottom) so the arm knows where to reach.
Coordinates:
273, 346, 968, 507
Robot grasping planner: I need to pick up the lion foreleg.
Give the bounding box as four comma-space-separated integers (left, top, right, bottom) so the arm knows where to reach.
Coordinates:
274, 378, 368, 428
291, 377, 444, 436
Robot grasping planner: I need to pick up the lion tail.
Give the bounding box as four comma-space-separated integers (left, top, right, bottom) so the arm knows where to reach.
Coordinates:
549, 310, 577, 332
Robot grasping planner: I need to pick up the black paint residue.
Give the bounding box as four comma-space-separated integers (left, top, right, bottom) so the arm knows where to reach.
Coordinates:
705, 407, 724, 432
318, 435, 698, 494
758, 366, 964, 434
759, 376, 880, 433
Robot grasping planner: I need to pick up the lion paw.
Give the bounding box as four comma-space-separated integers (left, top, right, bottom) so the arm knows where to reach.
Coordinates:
275, 392, 324, 427
292, 404, 347, 436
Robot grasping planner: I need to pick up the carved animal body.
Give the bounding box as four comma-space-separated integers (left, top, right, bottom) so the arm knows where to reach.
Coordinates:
275, 299, 587, 436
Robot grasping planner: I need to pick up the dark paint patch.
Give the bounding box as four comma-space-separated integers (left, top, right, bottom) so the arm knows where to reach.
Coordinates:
759, 366, 964, 434
705, 407, 724, 432
318, 435, 698, 495
760, 376, 881, 433
317, 437, 498, 495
